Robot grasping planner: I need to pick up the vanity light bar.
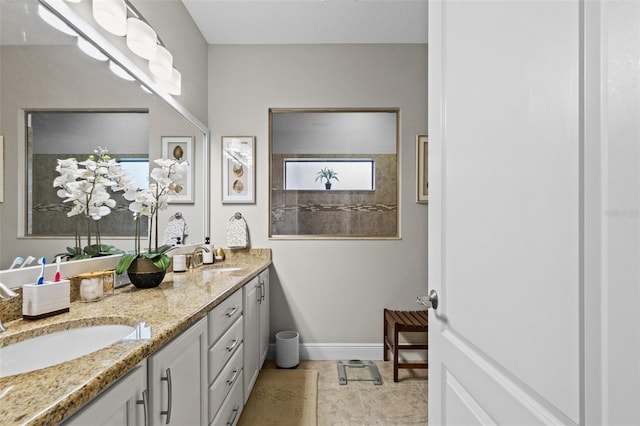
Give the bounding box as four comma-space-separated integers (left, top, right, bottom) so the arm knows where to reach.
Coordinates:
90, 0, 181, 95
40, 0, 184, 103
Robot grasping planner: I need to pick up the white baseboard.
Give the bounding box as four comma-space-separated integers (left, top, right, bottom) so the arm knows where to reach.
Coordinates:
267, 343, 427, 362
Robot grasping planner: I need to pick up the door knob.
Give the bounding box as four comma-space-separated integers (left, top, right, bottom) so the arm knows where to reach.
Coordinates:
417, 290, 438, 310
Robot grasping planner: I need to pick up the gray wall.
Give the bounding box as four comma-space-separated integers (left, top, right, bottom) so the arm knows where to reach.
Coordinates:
209, 44, 428, 345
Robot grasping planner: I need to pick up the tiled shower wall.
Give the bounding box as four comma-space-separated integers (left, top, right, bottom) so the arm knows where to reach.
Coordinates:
271, 154, 397, 236
31, 154, 147, 237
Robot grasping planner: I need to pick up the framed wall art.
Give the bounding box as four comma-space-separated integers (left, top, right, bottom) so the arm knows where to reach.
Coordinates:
222, 136, 255, 203
416, 134, 428, 203
161, 135, 195, 203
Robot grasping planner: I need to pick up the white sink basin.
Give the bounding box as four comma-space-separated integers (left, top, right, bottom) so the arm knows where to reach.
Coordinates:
211, 267, 243, 273
0, 324, 136, 377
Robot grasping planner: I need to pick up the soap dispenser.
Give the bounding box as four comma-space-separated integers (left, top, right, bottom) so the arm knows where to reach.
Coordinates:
203, 237, 214, 264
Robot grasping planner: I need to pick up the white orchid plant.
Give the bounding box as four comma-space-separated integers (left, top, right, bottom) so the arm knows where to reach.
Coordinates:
116, 157, 189, 274
54, 146, 134, 260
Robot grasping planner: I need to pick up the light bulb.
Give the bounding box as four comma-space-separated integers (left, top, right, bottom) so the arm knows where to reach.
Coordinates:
77, 38, 108, 61
149, 45, 173, 80
38, 5, 78, 37
126, 17, 157, 59
109, 61, 135, 81
157, 68, 181, 96
93, 0, 127, 36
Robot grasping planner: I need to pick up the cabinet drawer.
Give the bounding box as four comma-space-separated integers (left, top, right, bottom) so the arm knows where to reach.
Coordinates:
211, 369, 244, 426
209, 315, 243, 384
208, 289, 242, 345
208, 342, 244, 423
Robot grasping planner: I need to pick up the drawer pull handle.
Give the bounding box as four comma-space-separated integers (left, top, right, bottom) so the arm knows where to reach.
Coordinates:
226, 307, 239, 318
227, 369, 240, 386
227, 338, 240, 352
226, 406, 240, 425
161, 368, 173, 424
259, 279, 265, 302
136, 389, 149, 426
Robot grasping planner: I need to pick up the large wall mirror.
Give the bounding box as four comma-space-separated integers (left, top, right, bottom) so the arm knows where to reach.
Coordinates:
269, 109, 399, 238
0, 0, 210, 269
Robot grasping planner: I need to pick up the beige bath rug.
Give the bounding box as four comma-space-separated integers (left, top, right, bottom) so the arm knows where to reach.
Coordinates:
238, 369, 319, 426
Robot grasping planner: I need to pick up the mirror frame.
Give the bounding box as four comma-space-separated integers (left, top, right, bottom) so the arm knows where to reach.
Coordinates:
269, 108, 400, 240
37, 0, 210, 238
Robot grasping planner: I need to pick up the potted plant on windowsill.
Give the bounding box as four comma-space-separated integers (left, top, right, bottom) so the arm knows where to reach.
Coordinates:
115, 158, 188, 288
315, 167, 339, 190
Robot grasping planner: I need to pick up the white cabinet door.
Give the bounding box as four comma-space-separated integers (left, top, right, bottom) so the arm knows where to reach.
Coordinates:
243, 269, 270, 403
64, 363, 147, 426
149, 317, 207, 426
243, 276, 260, 403
258, 268, 270, 366
429, 0, 585, 424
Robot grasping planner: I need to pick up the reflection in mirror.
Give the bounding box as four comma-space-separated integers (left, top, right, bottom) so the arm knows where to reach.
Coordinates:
0, 0, 209, 269
27, 110, 149, 237
270, 109, 399, 238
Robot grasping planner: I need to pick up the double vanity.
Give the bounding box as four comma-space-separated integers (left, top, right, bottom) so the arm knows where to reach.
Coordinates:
0, 249, 271, 426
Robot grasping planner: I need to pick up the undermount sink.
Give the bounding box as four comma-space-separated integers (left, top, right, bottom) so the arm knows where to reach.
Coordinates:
210, 265, 244, 273
0, 323, 139, 377
212, 267, 243, 273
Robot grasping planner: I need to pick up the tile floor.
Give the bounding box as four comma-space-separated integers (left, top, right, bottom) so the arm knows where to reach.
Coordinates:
263, 360, 428, 425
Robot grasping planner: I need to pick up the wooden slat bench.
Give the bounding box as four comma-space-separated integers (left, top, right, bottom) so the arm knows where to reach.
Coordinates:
383, 309, 428, 382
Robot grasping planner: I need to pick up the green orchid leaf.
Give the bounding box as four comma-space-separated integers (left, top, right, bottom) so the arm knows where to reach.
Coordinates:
115, 253, 139, 275
153, 244, 173, 255
153, 254, 171, 271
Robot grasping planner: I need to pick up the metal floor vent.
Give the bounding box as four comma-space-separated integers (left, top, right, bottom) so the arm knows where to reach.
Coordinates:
337, 360, 382, 385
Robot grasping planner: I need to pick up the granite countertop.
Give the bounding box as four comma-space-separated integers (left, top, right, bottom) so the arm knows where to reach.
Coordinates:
0, 249, 271, 426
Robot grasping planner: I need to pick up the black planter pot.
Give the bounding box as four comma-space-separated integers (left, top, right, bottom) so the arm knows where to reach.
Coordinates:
127, 257, 166, 289
325, 183, 332, 190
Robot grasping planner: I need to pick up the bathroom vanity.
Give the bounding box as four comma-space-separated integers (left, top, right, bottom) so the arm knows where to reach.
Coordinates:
0, 249, 271, 426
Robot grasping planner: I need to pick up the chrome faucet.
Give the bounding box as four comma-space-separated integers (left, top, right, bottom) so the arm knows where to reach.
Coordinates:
0, 282, 18, 332
190, 246, 211, 269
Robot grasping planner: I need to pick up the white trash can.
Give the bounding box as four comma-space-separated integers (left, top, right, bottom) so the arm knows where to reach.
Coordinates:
276, 330, 299, 368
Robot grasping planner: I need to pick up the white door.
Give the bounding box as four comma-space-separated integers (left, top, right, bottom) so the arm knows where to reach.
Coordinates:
428, 0, 639, 424
585, 1, 640, 424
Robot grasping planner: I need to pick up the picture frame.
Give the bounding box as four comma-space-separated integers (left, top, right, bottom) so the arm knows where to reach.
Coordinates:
161, 136, 195, 204
416, 134, 428, 203
222, 136, 255, 203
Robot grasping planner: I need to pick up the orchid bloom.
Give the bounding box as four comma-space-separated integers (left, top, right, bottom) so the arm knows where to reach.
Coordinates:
53, 147, 139, 253
126, 157, 188, 253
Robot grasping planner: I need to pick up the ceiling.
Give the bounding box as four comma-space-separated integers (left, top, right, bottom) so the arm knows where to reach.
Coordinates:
0, 0, 428, 45
181, 0, 428, 45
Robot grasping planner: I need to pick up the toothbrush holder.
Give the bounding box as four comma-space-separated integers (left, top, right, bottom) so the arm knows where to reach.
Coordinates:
22, 280, 71, 320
